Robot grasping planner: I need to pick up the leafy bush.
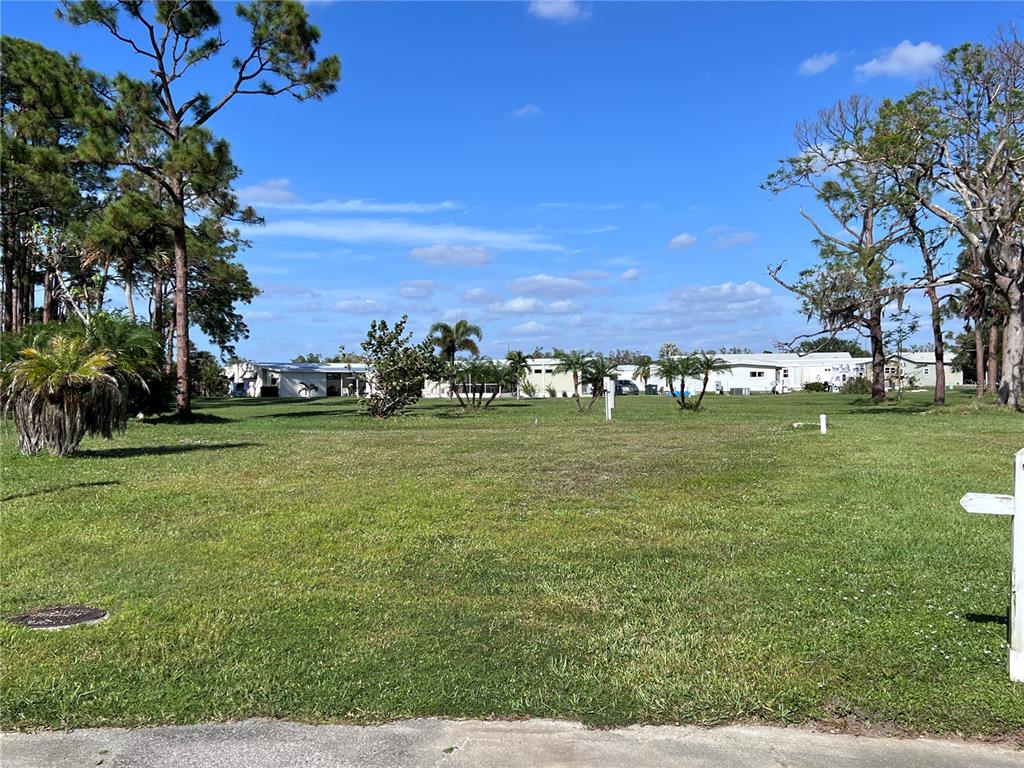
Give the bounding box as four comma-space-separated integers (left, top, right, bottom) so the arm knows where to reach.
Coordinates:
520, 380, 537, 398
359, 315, 433, 418
841, 377, 871, 394
804, 382, 827, 392
545, 384, 557, 398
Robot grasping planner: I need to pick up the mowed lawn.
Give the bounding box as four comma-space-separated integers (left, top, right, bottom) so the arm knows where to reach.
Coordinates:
2, 391, 1023, 737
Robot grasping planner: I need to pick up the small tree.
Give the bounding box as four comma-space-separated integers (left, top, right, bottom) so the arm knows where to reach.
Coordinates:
581, 356, 619, 413
656, 356, 697, 409
553, 349, 588, 411
658, 342, 681, 358
4, 313, 162, 455
691, 353, 732, 409
633, 355, 653, 391
428, 319, 482, 362
359, 315, 432, 419
884, 300, 920, 400
506, 350, 530, 398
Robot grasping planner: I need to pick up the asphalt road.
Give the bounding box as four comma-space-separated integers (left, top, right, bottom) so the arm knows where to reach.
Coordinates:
2, 718, 1021, 768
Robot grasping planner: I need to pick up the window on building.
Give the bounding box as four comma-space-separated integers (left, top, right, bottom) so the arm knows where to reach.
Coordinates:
782, 369, 789, 378
533, 368, 543, 374
749, 371, 765, 378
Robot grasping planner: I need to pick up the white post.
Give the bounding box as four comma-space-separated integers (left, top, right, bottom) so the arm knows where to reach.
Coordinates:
1011, 448, 1024, 682
819, 414, 827, 435
604, 376, 613, 421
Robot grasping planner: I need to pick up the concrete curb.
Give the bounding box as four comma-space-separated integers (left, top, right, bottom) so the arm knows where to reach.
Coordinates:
2, 718, 1022, 768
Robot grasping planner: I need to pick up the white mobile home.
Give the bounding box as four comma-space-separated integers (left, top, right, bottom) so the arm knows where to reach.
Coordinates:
223, 361, 370, 398
884, 352, 963, 390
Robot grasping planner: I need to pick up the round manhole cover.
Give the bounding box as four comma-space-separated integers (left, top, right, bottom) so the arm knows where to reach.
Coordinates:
7, 605, 108, 630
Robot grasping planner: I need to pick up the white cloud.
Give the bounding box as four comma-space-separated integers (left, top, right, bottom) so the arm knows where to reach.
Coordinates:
507, 273, 591, 297
411, 244, 494, 266
398, 280, 437, 299
636, 281, 780, 326
855, 41, 944, 78
256, 219, 561, 253
236, 178, 298, 205
236, 178, 464, 214
707, 227, 757, 249
334, 298, 389, 314
619, 267, 640, 281
245, 310, 281, 321
798, 52, 838, 76
668, 232, 697, 250
272, 199, 463, 214
527, 1, 589, 23
234, 180, 462, 214
488, 297, 583, 315
513, 104, 543, 118
509, 320, 548, 335
572, 269, 611, 280
462, 287, 502, 304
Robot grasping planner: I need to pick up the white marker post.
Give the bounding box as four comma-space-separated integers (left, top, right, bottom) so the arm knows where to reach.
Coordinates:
960, 448, 1024, 683
604, 377, 614, 422
819, 414, 827, 435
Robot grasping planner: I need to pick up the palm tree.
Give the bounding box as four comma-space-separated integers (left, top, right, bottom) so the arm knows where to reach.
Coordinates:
6, 335, 119, 456
553, 349, 588, 410
428, 320, 482, 363
4, 314, 164, 455
482, 360, 519, 409
691, 352, 732, 409
506, 350, 530, 398
634, 355, 653, 392
442, 360, 467, 408
581, 356, 619, 412
655, 355, 697, 409
461, 356, 491, 408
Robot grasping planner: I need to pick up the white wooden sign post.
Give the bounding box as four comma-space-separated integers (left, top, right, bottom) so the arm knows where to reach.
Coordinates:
604, 377, 614, 422
960, 448, 1024, 683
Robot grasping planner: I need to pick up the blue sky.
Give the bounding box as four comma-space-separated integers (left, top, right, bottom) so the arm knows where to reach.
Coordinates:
4, 1, 1017, 359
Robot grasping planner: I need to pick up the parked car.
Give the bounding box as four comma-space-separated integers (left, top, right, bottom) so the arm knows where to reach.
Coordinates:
615, 380, 640, 395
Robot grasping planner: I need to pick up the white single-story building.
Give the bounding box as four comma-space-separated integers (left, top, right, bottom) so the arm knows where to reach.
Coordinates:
223, 361, 370, 398
884, 351, 963, 390
224, 351, 961, 400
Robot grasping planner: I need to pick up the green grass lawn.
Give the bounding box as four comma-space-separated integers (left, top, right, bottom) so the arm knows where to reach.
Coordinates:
2, 391, 1023, 737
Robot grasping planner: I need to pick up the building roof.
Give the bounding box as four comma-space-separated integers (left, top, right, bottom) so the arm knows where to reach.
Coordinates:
249, 362, 370, 373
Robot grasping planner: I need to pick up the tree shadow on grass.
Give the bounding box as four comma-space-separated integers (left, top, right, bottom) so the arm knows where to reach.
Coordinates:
148, 412, 235, 424
1, 480, 120, 503
256, 408, 358, 419
193, 397, 321, 410
843, 398, 933, 415
75, 442, 261, 459
964, 612, 1008, 626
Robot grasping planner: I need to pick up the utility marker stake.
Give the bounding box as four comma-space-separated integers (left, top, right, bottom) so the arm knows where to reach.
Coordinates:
960, 448, 1024, 683
819, 414, 827, 435
604, 377, 613, 422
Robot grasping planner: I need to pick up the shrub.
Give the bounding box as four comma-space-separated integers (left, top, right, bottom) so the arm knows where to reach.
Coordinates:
804, 382, 827, 392
359, 315, 433, 418
841, 377, 871, 394
545, 384, 557, 398
520, 380, 537, 398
